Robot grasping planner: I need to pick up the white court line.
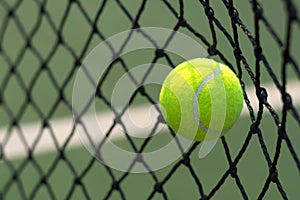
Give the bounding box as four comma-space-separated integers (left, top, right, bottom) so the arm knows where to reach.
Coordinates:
0, 80, 299, 160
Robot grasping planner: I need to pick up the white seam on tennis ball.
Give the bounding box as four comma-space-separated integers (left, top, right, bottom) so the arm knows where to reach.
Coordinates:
193, 64, 222, 134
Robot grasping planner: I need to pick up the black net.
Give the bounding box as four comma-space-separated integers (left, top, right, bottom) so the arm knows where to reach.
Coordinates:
0, 0, 299, 199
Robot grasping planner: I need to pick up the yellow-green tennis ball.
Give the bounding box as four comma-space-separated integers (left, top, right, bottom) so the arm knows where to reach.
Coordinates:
159, 58, 243, 141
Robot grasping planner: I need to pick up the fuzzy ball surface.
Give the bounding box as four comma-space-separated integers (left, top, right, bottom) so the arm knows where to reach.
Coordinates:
159, 58, 244, 141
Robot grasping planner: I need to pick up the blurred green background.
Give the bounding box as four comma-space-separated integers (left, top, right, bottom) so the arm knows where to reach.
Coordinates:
0, 0, 299, 199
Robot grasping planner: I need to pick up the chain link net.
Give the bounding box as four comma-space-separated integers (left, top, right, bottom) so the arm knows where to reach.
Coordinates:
0, 0, 299, 199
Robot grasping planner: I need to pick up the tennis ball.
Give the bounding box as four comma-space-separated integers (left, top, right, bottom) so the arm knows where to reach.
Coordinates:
159, 58, 243, 141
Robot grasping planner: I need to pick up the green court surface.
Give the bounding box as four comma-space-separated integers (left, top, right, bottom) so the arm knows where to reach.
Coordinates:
1, 0, 299, 126
0, 0, 299, 199
1, 112, 299, 199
